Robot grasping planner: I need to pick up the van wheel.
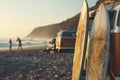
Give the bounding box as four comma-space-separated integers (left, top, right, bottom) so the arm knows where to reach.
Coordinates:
46, 49, 50, 53
49, 50, 55, 54
57, 49, 60, 53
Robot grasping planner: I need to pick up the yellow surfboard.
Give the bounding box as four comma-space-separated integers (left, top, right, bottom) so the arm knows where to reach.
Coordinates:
72, 0, 89, 80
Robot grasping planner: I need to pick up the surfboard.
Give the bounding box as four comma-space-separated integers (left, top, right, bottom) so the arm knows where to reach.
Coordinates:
86, 3, 110, 80
72, 0, 89, 80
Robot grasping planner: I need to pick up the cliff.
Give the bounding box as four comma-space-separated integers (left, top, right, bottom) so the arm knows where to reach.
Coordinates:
27, 14, 80, 39
27, 0, 120, 39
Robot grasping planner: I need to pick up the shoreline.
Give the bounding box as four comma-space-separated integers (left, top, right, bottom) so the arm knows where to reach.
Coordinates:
0, 44, 48, 52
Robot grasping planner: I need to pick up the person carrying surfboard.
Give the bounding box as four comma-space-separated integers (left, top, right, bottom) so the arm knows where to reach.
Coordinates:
16, 37, 23, 51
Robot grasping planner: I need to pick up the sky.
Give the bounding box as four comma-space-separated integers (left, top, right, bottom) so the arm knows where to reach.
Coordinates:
0, 0, 98, 39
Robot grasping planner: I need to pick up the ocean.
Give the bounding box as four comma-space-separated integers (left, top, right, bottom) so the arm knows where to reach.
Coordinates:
0, 39, 48, 48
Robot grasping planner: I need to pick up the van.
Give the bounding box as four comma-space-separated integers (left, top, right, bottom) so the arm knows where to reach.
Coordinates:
55, 30, 76, 52
46, 38, 56, 52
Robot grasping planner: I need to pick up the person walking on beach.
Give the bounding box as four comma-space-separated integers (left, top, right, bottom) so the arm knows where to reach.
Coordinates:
9, 38, 12, 51
16, 37, 23, 51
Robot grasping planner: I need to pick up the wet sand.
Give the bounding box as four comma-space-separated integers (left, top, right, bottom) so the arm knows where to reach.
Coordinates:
0, 46, 74, 80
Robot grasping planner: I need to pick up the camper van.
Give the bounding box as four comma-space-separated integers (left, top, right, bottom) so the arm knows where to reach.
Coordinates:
46, 38, 56, 51
55, 30, 76, 52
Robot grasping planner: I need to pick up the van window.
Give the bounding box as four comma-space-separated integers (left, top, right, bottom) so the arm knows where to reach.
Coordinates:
57, 32, 62, 37
117, 10, 120, 26
62, 32, 76, 38
51, 39, 56, 44
108, 10, 116, 29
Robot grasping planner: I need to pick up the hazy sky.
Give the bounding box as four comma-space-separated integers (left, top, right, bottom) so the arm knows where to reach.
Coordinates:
0, 0, 97, 39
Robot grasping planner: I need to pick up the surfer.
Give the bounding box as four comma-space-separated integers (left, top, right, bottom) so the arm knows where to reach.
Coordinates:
9, 38, 12, 51
16, 37, 23, 51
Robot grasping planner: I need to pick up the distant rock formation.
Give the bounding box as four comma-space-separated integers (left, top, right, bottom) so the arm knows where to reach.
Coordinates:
27, 14, 80, 39
27, 0, 120, 39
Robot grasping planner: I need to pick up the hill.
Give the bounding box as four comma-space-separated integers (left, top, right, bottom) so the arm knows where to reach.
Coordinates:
27, 0, 120, 39
27, 14, 80, 39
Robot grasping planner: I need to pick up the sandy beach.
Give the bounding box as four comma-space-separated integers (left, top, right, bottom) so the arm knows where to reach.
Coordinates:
0, 45, 74, 80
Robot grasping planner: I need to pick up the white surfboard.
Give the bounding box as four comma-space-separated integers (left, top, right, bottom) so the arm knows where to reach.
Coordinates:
86, 3, 110, 80
72, 0, 89, 80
